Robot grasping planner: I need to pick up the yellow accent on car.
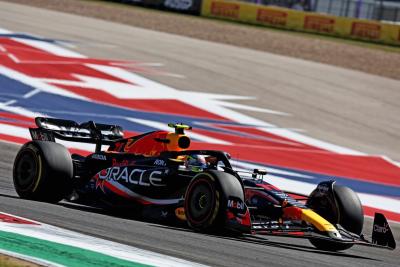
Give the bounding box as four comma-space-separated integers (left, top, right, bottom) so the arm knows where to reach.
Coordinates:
175, 207, 186, 221
169, 158, 184, 162
301, 209, 337, 232
166, 133, 191, 151
168, 123, 192, 131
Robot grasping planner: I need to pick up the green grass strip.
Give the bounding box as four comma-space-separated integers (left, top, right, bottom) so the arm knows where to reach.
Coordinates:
0, 230, 153, 267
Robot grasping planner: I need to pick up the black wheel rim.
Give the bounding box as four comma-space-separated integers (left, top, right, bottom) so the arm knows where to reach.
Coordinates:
188, 180, 215, 222
15, 150, 38, 191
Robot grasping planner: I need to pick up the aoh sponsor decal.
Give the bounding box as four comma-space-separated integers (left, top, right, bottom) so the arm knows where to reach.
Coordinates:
304, 15, 335, 33
256, 9, 288, 26
351, 22, 381, 39
210, 1, 240, 19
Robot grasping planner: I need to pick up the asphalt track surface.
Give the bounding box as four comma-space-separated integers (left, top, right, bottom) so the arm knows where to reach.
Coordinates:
0, 2, 399, 266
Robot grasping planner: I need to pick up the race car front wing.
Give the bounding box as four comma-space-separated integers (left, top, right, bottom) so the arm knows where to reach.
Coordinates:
251, 212, 396, 250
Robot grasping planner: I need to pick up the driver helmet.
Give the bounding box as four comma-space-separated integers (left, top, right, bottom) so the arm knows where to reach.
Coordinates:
185, 155, 207, 172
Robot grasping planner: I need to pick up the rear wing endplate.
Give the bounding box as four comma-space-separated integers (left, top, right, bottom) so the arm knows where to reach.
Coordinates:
29, 117, 124, 152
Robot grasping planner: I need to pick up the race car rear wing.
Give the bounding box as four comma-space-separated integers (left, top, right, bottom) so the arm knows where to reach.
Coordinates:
29, 117, 123, 152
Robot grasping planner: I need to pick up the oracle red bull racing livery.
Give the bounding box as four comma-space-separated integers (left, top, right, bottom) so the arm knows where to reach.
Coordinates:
13, 117, 396, 251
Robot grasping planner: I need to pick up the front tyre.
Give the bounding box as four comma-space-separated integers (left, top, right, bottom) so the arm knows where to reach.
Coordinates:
307, 183, 364, 251
184, 172, 222, 231
13, 141, 73, 203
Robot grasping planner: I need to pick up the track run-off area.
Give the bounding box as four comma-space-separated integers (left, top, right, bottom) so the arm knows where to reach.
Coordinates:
0, 1, 399, 266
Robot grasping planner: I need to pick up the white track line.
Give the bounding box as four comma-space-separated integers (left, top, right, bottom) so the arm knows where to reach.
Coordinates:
0, 212, 208, 267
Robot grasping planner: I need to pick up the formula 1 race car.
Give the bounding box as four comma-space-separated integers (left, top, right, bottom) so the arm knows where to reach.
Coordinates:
13, 117, 396, 251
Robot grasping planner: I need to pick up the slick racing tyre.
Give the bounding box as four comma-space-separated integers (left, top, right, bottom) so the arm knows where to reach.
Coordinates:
13, 141, 73, 203
184, 170, 245, 232
307, 184, 364, 251
185, 172, 221, 231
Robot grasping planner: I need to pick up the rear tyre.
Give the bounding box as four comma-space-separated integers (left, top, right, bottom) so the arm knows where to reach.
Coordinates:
308, 184, 364, 251
13, 141, 73, 203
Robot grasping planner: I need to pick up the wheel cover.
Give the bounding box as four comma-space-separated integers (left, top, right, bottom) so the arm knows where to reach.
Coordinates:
187, 178, 216, 224
15, 150, 39, 191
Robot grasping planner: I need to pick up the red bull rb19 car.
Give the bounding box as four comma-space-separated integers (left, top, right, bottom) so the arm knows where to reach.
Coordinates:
13, 117, 396, 251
